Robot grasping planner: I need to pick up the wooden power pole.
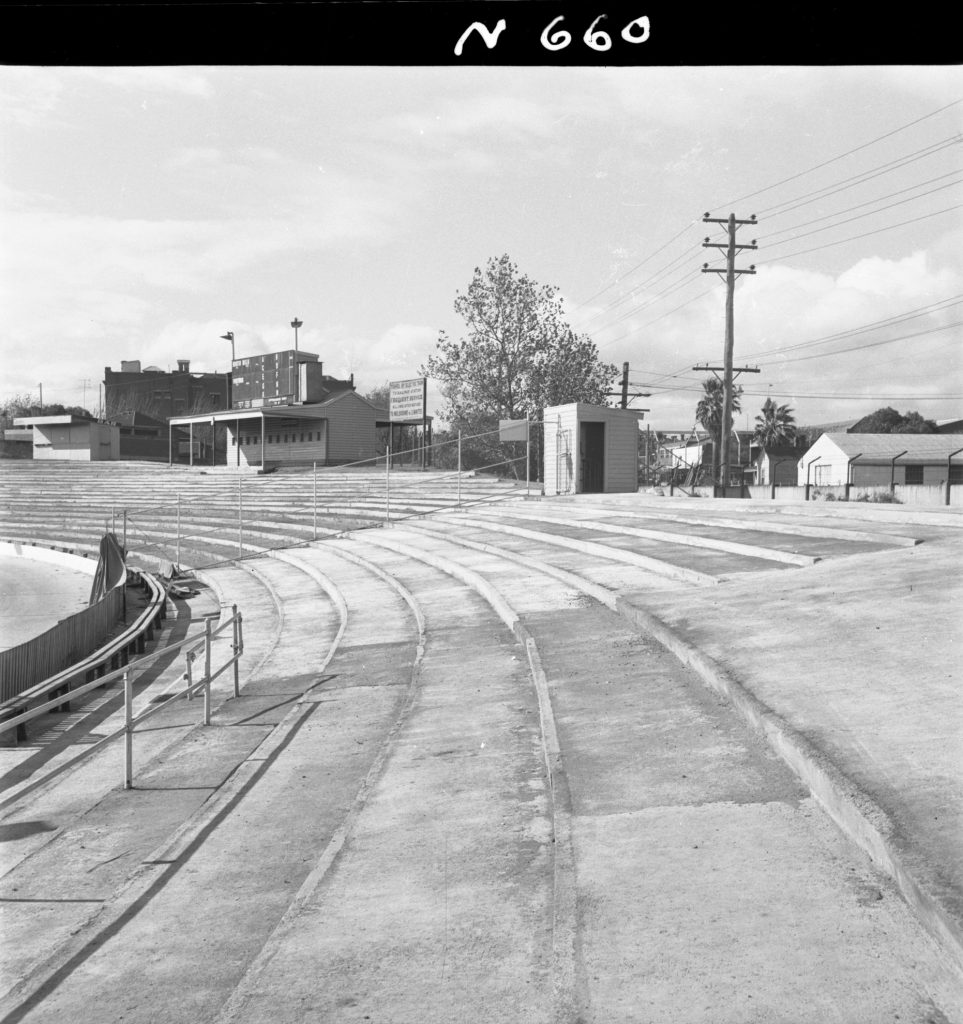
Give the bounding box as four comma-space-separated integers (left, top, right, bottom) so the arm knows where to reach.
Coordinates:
610, 362, 650, 411
701, 213, 758, 492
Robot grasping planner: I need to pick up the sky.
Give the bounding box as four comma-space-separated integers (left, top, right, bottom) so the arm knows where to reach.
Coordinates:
1, 63, 961, 432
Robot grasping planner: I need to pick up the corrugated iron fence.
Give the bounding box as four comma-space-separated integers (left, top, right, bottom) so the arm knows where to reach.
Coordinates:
0, 585, 124, 702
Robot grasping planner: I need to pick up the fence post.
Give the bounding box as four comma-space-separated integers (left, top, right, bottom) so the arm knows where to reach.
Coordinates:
948, 448, 963, 506
124, 668, 133, 789
185, 650, 194, 701
313, 461, 318, 540
457, 430, 462, 506
204, 617, 212, 726
526, 420, 530, 498
238, 475, 243, 556
176, 493, 181, 566
232, 604, 240, 698
385, 442, 391, 522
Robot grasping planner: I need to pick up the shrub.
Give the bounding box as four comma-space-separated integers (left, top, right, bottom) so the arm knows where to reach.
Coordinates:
855, 490, 901, 504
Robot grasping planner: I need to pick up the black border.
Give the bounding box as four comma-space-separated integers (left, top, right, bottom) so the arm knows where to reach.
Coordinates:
0, 2, 959, 67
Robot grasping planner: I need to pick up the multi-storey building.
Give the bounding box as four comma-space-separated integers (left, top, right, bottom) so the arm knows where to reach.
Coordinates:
103, 359, 231, 422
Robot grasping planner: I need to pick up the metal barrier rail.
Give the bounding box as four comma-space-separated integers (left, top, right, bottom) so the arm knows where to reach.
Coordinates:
0, 570, 167, 722
0, 604, 244, 791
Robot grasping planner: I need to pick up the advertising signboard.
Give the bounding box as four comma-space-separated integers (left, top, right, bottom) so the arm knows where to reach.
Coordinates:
389, 378, 426, 422
499, 418, 529, 442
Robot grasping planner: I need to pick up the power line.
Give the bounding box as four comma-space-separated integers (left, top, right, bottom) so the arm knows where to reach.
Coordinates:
760, 319, 963, 366
712, 97, 963, 209
759, 204, 963, 265
739, 294, 963, 360
761, 179, 963, 248
758, 135, 963, 221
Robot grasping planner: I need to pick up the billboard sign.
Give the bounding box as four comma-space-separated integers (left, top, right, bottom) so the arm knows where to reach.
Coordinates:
499, 418, 529, 442
389, 378, 427, 423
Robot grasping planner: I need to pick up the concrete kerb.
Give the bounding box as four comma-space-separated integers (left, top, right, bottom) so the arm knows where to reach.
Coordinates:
427, 512, 719, 587
0, 554, 353, 1019
406, 519, 618, 611
533, 501, 924, 548
625, 491, 963, 528
212, 541, 429, 1024
355, 529, 580, 1024
614, 593, 963, 981
488, 506, 821, 567
0, 698, 318, 1021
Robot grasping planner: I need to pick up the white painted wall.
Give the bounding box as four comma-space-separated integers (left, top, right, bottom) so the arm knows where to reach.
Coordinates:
543, 403, 639, 494
33, 422, 118, 461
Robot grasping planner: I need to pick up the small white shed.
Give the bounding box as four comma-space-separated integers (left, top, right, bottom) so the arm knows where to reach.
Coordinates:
13, 416, 119, 461
543, 403, 640, 496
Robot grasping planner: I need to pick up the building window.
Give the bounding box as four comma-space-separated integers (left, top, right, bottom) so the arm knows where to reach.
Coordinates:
210, 393, 221, 407
904, 465, 924, 485
307, 432, 312, 442
300, 432, 304, 443
950, 466, 963, 484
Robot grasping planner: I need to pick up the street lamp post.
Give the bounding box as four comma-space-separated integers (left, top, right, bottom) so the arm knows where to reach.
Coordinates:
221, 332, 236, 411
290, 317, 302, 403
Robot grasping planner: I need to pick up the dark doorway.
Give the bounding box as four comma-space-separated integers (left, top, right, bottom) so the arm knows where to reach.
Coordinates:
579, 421, 605, 493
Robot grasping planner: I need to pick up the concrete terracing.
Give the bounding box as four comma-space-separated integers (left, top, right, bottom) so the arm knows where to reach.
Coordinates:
0, 462, 960, 1022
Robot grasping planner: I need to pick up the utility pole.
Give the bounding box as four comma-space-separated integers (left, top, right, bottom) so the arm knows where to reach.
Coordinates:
609, 362, 651, 412
80, 378, 90, 413
701, 212, 758, 493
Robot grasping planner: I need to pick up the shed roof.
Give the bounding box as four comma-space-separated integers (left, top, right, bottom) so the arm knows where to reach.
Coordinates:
169, 390, 394, 427
821, 433, 963, 462
13, 415, 92, 426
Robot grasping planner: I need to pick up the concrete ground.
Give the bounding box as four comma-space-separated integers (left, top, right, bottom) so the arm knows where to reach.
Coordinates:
0, 493, 961, 1023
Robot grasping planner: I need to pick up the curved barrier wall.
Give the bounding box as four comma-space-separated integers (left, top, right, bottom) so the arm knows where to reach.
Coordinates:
0, 540, 125, 702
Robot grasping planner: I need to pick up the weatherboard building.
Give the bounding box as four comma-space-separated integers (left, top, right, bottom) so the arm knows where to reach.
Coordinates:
169, 349, 389, 470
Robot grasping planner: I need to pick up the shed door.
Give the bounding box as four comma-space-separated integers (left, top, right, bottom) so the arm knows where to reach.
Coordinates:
579, 421, 605, 493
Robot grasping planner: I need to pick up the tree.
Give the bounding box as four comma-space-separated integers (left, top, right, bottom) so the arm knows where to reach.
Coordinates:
753, 396, 797, 448
694, 377, 742, 483
850, 407, 938, 433
423, 255, 618, 478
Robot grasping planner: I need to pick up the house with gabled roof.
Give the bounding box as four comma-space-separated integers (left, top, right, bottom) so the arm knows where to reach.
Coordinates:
797, 433, 963, 489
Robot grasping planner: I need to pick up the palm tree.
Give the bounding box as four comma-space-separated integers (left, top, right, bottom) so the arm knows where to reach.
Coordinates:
753, 397, 797, 448
695, 377, 742, 482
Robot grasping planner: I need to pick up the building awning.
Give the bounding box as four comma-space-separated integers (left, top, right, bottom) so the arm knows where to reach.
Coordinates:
169, 406, 333, 428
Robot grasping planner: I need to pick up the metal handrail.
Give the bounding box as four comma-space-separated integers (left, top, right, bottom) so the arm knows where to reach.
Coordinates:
0, 604, 242, 751
0, 570, 166, 712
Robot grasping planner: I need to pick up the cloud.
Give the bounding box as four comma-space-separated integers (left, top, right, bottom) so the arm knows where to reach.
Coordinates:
0, 68, 64, 127
73, 67, 214, 99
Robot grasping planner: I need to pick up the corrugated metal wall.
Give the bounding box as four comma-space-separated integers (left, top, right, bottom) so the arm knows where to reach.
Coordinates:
325, 394, 384, 465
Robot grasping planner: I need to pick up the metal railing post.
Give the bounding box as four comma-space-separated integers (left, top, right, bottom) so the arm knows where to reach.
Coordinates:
890, 450, 908, 494
385, 443, 391, 522
176, 493, 181, 566
526, 420, 531, 498
947, 448, 963, 506
313, 461, 318, 540
232, 604, 240, 698
185, 650, 194, 701
123, 668, 133, 789
204, 617, 212, 726
238, 475, 243, 556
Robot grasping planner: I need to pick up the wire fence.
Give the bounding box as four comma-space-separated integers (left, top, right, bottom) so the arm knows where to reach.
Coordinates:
115, 423, 541, 571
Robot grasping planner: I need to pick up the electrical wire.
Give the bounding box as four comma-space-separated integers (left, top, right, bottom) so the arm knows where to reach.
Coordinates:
711, 97, 963, 210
